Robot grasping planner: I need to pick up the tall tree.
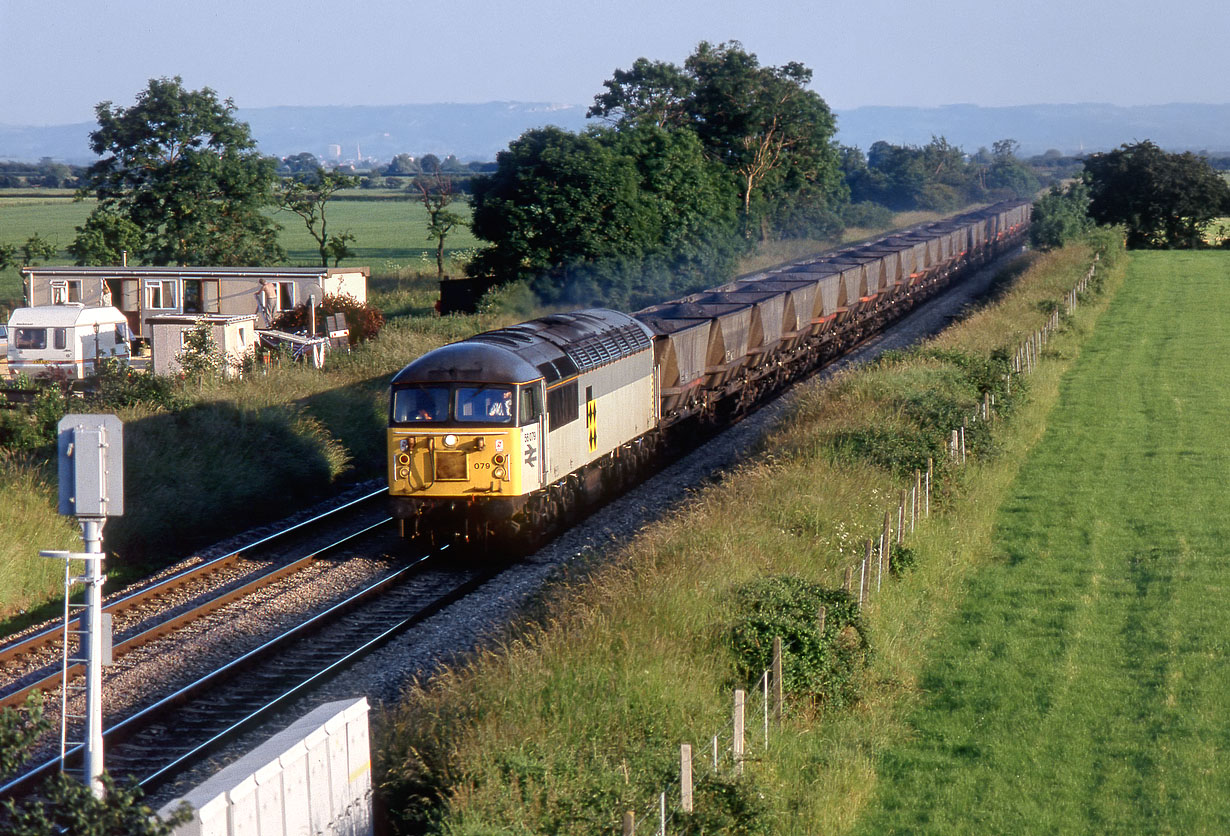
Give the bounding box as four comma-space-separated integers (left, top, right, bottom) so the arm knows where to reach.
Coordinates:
1083, 141, 1230, 248
78, 76, 284, 266
591, 41, 843, 237
278, 166, 359, 267
414, 172, 465, 280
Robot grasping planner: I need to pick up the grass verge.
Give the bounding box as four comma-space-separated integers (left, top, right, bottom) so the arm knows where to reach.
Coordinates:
375, 237, 1127, 834
854, 250, 1230, 833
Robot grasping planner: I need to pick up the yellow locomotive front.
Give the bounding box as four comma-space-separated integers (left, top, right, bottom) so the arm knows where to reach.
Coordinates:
388, 342, 546, 541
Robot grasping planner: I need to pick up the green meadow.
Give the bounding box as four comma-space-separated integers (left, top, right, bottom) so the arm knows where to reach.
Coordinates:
0, 193, 479, 305
857, 251, 1230, 833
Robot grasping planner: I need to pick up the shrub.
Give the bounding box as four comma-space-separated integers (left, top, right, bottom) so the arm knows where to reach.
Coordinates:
272, 292, 385, 345
726, 575, 870, 709
89, 358, 182, 411
889, 542, 917, 577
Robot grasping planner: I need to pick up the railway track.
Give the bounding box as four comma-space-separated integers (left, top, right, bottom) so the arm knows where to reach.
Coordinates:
1, 539, 503, 800
0, 245, 1029, 809
0, 487, 392, 711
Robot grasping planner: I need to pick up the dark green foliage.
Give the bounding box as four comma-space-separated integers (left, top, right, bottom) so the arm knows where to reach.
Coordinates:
19, 234, 58, 266
841, 200, 895, 230
889, 543, 917, 577
829, 425, 944, 479
727, 575, 870, 709
827, 349, 1015, 482
0, 691, 48, 776
847, 136, 1038, 212
591, 41, 846, 238
79, 76, 284, 266
1030, 181, 1094, 250
67, 209, 145, 266
271, 292, 385, 344
1083, 140, 1230, 248
0, 381, 67, 454
89, 359, 182, 411
1, 772, 190, 836
467, 124, 742, 307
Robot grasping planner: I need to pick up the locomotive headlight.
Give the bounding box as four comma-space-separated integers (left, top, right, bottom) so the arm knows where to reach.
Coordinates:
493, 453, 506, 466
397, 466, 410, 479
493, 466, 506, 480
396, 452, 411, 466
443, 434, 459, 448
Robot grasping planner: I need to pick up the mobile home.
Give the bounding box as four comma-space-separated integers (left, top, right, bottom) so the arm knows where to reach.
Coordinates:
19, 266, 369, 342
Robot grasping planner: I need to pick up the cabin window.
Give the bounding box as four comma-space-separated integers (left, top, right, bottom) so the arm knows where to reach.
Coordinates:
15, 328, 46, 350
50, 281, 80, 304
145, 279, 177, 310
183, 279, 203, 313
547, 381, 579, 431
277, 282, 294, 311
53, 328, 67, 351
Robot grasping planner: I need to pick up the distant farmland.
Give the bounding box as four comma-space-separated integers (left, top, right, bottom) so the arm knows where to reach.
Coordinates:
0, 192, 479, 304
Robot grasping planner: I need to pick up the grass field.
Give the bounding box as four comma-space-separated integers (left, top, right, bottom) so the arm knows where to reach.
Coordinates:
0, 193, 480, 305
856, 251, 1230, 833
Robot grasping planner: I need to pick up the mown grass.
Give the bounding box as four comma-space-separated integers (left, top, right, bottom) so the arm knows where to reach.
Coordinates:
375, 241, 1125, 834
854, 250, 1230, 834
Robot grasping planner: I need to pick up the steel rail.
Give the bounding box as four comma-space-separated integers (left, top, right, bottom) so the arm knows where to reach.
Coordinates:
0, 542, 453, 800
0, 487, 387, 667
0, 513, 393, 711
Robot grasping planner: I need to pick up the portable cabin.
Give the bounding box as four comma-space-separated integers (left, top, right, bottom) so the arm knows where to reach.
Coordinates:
148, 313, 260, 378
19, 266, 369, 343
6, 305, 130, 379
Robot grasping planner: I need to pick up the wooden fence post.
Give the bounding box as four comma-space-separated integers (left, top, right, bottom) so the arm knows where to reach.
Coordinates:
925, 457, 933, 516
772, 636, 783, 723
623, 811, 634, 836
817, 605, 827, 637
859, 546, 868, 605
734, 690, 745, 775
681, 744, 693, 813
843, 565, 853, 594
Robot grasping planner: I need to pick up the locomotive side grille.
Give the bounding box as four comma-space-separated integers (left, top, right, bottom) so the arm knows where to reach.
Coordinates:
435, 451, 468, 481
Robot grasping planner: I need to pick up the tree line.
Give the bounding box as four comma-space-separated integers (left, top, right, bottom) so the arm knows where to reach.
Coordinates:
8, 55, 1226, 311
1031, 140, 1230, 251
463, 41, 1047, 309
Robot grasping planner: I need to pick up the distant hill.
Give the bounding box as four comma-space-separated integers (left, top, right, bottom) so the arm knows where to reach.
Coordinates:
2, 102, 1227, 165
836, 103, 1230, 157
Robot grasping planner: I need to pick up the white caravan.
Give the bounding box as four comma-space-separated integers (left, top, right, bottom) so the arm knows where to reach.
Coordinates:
6, 305, 131, 379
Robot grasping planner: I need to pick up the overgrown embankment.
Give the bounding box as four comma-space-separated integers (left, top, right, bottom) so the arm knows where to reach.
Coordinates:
0, 277, 520, 624
375, 235, 1126, 835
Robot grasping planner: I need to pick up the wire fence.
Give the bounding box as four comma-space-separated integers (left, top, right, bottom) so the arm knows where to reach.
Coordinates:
617, 255, 1101, 835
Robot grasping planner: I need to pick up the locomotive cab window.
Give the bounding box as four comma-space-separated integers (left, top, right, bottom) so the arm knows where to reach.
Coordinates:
456, 386, 514, 423
392, 385, 450, 423
519, 384, 543, 425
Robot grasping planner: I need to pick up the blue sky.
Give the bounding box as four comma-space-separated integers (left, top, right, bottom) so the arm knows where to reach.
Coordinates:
1, 0, 1227, 125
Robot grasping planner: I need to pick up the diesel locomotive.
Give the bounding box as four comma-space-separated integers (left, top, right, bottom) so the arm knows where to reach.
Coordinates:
388, 200, 1031, 543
